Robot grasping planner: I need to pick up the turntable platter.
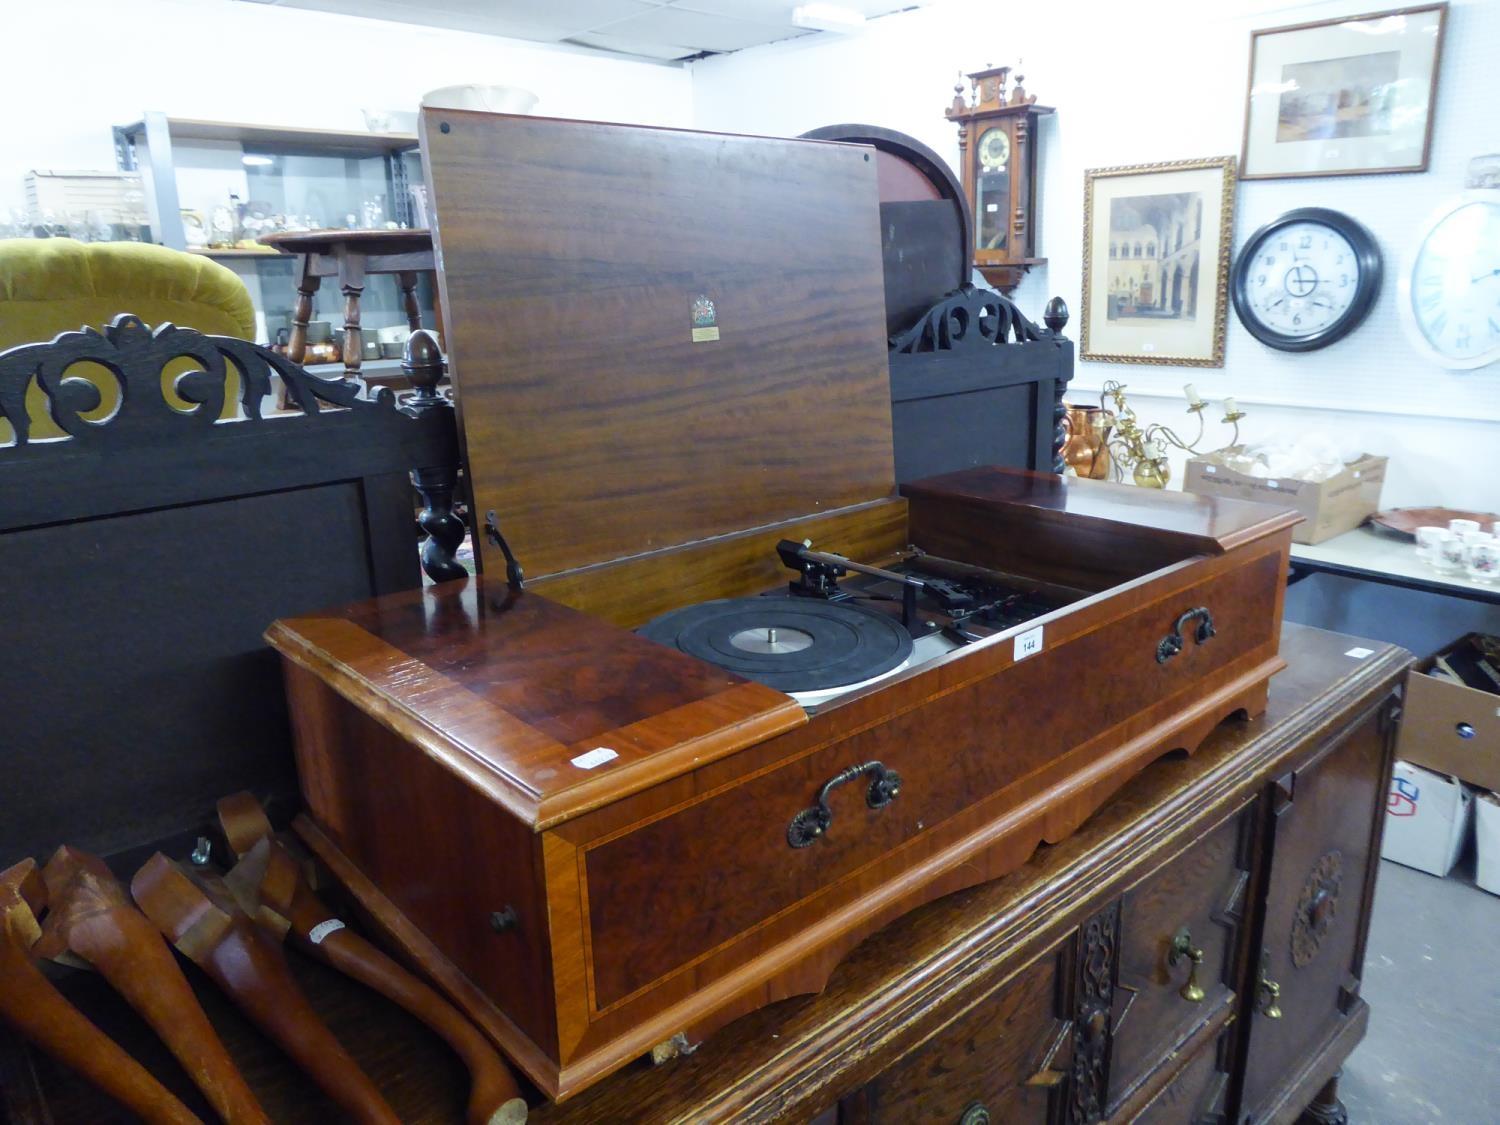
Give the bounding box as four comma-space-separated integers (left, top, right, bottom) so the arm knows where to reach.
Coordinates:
638, 598, 914, 693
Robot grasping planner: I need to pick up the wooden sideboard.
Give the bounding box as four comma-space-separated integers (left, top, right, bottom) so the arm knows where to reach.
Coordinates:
1, 623, 1407, 1124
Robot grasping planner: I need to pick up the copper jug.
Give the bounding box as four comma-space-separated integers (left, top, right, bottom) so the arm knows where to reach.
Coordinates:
1061, 404, 1113, 480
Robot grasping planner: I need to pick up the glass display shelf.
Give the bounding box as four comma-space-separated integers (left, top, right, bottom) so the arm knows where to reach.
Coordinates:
113, 113, 430, 347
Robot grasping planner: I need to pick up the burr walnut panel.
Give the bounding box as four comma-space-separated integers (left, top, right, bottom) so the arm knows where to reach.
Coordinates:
583, 550, 1283, 1007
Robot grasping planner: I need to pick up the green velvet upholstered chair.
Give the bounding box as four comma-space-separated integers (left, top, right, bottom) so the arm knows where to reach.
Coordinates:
0, 238, 255, 442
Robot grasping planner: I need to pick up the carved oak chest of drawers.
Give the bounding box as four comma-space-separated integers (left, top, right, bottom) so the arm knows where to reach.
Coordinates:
528, 622, 1408, 1125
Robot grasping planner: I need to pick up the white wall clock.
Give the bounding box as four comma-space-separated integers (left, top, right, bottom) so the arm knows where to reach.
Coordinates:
1232, 208, 1380, 352
1400, 189, 1500, 370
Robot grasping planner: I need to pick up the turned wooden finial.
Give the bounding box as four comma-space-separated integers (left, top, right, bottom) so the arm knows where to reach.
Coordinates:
948, 73, 967, 116
402, 327, 446, 413
1011, 65, 1028, 105
1044, 297, 1070, 335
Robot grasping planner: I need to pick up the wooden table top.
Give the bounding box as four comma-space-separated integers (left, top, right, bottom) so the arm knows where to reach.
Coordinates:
258, 229, 433, 255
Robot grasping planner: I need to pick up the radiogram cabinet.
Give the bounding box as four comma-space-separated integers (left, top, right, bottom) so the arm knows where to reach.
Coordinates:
0, 624, 1407, 1123
527, 623, 1408, 1125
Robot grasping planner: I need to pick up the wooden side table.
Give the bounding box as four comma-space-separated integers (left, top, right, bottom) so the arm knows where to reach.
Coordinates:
259, 229, 438, 381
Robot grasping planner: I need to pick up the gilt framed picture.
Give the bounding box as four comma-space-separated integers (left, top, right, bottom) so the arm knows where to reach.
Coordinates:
1080, 157, 1237, 368
1240, 4, 1447, 179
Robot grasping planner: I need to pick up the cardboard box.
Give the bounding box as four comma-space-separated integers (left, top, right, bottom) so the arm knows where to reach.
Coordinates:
1397, 635, 1500, 792
1182, 453, 1386, 544
1475, 791, 1500, 895
1381, 760, 1472, 877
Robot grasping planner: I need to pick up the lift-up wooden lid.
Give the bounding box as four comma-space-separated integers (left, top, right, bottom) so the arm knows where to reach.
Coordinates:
419, 109, 895, 584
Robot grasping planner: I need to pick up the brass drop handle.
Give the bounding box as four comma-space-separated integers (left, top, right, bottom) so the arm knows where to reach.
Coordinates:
1157, 606, 1216, 664
786, 760, 902, 848
1256, 955, 1283, 1019
1167, 927, 1206, 1003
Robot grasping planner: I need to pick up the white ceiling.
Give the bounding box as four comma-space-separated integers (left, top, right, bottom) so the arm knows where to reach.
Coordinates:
243, 0, 923, 62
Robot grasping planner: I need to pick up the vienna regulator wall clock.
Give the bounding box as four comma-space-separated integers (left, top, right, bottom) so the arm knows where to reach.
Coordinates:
1400, 189, 1500, 370
945, 65, 1053, 293
1232, 207, 1381, 352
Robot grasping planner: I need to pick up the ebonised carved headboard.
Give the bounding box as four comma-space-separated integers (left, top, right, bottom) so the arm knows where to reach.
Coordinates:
0, 316, 461, 863
889, 283, 1073, 481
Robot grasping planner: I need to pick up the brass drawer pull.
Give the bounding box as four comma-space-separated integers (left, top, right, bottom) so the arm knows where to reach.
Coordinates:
1156, 606, 1216, 664
1256, 953, 1283, 1019
1168, 926, 1206, 1003
958, 1103, 991, 1125
786, 760, 902, 848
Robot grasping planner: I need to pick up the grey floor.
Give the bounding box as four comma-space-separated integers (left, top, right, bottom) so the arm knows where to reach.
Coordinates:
1342, 858, 1500, 1123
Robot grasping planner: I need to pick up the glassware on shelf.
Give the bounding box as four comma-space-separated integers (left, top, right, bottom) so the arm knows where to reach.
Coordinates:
361, 197, 384, 230
408, 185, 429, 229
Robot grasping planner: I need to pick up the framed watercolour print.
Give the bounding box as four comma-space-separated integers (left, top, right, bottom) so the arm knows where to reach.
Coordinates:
1241, 4, 1447, 179
1080, 157, 1237, 368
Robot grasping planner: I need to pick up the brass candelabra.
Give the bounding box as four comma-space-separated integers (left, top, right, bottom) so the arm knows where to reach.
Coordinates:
1098, 380, 1246, 489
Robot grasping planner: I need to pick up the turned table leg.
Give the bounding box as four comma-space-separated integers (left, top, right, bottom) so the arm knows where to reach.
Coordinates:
1298, 1072, 1348, 1125
288, 255, 320, 364
398, 270, 423, 334
336, 248, 366, 382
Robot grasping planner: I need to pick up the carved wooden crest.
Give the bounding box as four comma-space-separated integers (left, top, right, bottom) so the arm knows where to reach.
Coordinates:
0, 313, 415, 451
890, 284, 1055, 354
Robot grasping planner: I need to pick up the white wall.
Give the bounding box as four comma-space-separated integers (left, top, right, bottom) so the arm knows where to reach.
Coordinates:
692, 0, 1500, 510
6, 0, 1498, 510
0, 0, 694, 214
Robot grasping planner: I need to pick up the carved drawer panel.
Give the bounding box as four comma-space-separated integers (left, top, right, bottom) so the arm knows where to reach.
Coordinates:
1123, 1021, 1233, 1124
1238, 699, 1393, 1122
1107, 803, 1254, 1111
838, 933, 1070, 1124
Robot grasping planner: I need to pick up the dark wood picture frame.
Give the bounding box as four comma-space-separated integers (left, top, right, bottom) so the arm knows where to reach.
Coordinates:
1239, 3, 1448, 181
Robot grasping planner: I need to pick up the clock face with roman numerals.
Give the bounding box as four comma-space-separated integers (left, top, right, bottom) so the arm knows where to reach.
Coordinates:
1403, 192, 1500, 370
1231, 208, 1381, 352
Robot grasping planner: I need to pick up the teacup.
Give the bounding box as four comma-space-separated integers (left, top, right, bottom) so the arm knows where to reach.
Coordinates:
1448, 518, 1480, 536
1433, 531, 1468, 574
1466, 540, 1500, 584
1415, 525, 1446, 562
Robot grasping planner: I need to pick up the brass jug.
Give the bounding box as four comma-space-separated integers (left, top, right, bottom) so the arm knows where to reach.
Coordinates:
1061, 404, 1113, 480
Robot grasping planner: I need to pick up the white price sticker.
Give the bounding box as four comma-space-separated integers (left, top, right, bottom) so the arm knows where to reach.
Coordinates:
308, 919, 346, 945
1344, 647, 1374, 659
1015, 625, 1044, 662
571, 746, 619, 770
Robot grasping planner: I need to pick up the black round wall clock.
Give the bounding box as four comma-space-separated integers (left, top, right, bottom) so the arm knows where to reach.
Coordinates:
1231, 207, 1381, 352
